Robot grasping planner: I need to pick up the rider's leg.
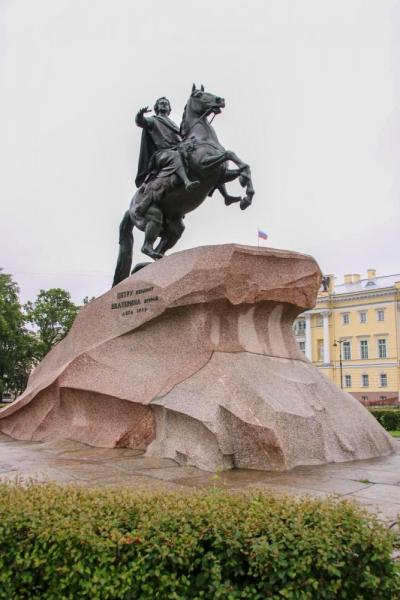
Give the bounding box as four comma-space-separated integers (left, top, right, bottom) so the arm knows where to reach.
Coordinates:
141, 206, 164, 260
174, 154, 200, 191
154, 218, 185, 256
176, 167, 200, 191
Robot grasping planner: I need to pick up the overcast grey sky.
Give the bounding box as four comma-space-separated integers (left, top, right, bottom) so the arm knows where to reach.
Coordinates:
1, 0, 399, 303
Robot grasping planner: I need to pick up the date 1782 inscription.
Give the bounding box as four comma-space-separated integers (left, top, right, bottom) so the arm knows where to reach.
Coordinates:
111, 286, 160, 316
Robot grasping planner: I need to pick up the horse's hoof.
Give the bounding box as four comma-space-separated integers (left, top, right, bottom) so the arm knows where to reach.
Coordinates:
240, 197, 251, 210
141, 246, 163, 260
224, 195, 242, 206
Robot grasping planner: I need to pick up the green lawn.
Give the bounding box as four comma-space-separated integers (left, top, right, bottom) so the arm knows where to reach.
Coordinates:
389, 430, 400, 438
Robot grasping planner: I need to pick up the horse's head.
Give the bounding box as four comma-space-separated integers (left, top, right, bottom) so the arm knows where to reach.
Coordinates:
188, 83, 225, 117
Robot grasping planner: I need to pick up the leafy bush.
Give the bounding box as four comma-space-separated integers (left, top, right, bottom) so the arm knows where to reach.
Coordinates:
0, 484, 398, 599
369, 408, 400, 431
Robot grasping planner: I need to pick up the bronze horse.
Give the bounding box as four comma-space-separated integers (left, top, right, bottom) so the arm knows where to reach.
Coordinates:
112, 84, 255, 286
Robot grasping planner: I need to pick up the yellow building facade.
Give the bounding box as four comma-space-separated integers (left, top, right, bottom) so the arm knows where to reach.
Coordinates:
294, 269, 400, 405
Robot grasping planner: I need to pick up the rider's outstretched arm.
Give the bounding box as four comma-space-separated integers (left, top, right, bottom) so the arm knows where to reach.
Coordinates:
135, 106, 153, 129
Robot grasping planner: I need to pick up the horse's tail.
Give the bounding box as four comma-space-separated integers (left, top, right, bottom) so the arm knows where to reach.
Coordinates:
112, 210, 134, 287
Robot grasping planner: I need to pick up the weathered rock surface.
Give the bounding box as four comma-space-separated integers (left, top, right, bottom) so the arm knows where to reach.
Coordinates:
0, 244, 395, 470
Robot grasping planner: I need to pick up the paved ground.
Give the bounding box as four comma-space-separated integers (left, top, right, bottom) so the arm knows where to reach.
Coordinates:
1, 433, 399, 526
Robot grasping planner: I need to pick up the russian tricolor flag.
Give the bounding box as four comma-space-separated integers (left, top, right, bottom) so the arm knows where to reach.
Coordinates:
258, 229, 268, 240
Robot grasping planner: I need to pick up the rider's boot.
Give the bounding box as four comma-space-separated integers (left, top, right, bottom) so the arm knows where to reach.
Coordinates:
176, 166, 200, 192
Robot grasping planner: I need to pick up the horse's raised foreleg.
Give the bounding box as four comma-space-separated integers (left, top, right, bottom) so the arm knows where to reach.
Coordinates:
218, 168, 243, 204
223, 151, 255, 210
207, 169, 242, 201
215, 183, 242, 206
208, 163, 254, 208
223, 168, 241, 182
203, 151, 254, 209
112, 210, 134, 287
201, 151, 230, 169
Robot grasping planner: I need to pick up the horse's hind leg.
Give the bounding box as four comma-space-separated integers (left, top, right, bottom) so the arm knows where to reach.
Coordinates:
112, 210, 134, 287
154, 218, 185, 256
141, 206, 164, 260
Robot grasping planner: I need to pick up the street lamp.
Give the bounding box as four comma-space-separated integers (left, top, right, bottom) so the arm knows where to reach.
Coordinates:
333, 340, 343, 389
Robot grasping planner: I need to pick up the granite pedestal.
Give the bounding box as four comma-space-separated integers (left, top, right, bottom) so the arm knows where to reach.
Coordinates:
0, 245, 395, 470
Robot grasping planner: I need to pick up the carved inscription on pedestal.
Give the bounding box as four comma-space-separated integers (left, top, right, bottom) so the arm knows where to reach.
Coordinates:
111, 286, 160, 316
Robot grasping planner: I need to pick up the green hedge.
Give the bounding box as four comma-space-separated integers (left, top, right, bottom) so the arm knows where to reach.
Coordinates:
369, 408, 400, 431
0, 485, 399, 599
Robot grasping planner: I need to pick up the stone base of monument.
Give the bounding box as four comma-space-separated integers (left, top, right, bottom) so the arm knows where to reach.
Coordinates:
0, 245, 395, 471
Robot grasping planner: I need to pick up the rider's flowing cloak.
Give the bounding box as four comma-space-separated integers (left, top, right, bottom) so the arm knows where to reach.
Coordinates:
135, 128, 156, 188
135, 116, 182, 188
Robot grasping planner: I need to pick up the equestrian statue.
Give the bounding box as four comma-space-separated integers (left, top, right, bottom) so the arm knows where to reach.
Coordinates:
112, 84, 255, 286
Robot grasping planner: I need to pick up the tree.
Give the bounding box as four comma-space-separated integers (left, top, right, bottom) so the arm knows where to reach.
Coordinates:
0, 270, 37, 396
24, 288, 79, 359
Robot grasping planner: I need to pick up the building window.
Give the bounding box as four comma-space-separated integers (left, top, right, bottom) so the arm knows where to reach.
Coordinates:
361, 395, 369, 402
342, 341, 351, 360
299, 341, 305, 353
359, 311, 367, 323
380, 373, 388, 387
317, 339, 324, 361
362, 374, 369, 387
360, 340, 368, 360
379, 396, 387, 401
377, 309, 385, 322
342, 313, 350, 325
316, 314, 323, 327
296, 320, 306, 333
344, 375, 352, 388
378, 339, 387, 359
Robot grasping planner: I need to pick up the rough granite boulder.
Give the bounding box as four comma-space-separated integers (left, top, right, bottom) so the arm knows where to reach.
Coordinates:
0, 244, 395, 471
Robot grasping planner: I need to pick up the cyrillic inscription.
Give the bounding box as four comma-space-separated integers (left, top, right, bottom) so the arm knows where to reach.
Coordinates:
111, 287, 160, 316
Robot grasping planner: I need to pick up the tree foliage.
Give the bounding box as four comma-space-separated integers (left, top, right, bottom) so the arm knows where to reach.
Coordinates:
0, 272, 79, 397
24, 288, 79, 360
369, 407, 400, 431
0, 270, 36, 396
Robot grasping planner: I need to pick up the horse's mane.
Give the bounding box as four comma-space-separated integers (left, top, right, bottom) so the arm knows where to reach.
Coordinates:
180, 103, 188, 137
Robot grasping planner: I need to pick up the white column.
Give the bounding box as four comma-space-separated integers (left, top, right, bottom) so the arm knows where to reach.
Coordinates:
323, 311, 330, 364
305, 313, 312, 360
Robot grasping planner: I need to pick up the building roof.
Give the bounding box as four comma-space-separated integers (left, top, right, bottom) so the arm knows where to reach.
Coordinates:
334, 274, 400, 295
